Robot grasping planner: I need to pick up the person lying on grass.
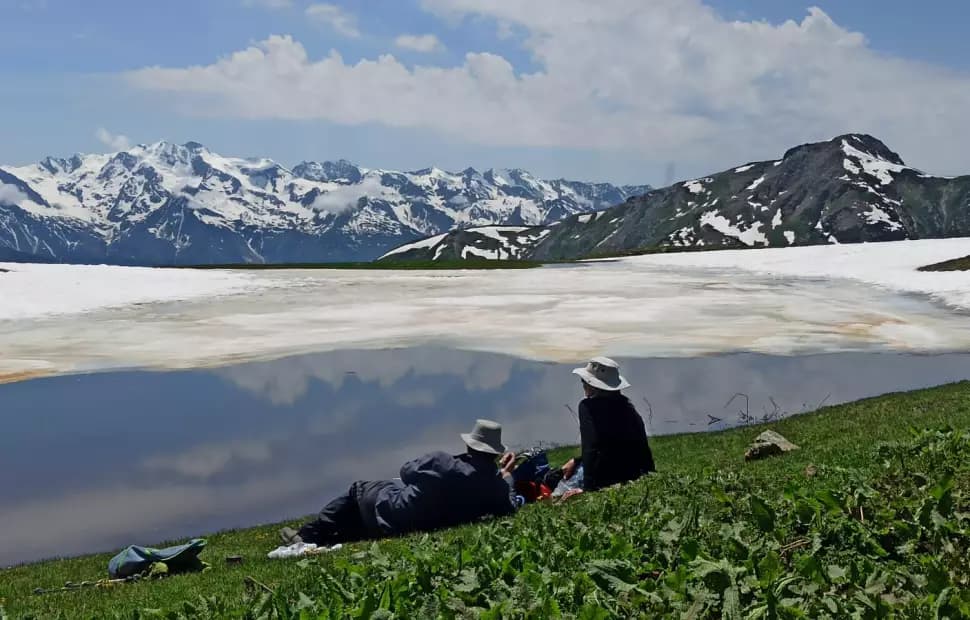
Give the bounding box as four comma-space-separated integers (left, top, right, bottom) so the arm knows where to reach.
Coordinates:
557, 357, 656, 500
280, 419, 519, 546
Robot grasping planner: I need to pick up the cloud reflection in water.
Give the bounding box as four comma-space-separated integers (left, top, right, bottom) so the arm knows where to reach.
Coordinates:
1, 347, 969, 566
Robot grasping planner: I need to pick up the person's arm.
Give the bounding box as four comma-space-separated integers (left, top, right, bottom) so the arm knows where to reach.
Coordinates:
635, 414, 657, 474
499, 479, 521, 514
497, 452, 516, 492
561, 457, 580, 480
578, 401, 599, 491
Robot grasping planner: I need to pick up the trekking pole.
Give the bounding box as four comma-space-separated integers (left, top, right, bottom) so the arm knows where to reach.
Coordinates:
33, 576, 136, 596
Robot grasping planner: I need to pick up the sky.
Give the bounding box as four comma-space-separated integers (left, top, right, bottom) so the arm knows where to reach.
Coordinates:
1, 0, 969, 185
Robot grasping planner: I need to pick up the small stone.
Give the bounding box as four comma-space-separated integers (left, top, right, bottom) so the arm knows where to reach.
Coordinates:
745, 430, 800, 461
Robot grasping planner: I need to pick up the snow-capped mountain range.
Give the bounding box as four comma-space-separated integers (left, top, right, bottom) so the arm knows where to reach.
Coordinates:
0, 141, 649, 265
382, 134, 970, 262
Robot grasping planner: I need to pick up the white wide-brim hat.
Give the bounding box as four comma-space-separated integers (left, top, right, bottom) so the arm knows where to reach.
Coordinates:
572, 356, 630, 392
460, 419, 506, 455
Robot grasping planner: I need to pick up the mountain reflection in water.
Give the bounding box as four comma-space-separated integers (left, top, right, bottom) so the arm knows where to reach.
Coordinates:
2, 347, 969, 566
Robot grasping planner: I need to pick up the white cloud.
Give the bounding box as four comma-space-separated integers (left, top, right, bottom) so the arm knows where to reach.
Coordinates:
305, 3, 360, 38
311, 175, 388, 214
95, 127, 131, 151
0, 183, 29, 206
141, 439, 273, 479
395, 33, 445, 53
125, 1, 970, 176
242, 0, 292, 8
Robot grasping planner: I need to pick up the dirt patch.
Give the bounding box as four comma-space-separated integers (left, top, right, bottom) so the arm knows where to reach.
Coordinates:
918, 255, 970, 272
0, 370, 48, 385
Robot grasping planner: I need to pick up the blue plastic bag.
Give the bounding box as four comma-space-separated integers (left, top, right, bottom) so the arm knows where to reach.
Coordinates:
511, 449, 551, 483
108, 538, 207, 578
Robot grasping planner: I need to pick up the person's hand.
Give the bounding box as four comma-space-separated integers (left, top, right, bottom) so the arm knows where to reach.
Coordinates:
561, 458, 577, 480
499, 452, 516, 476
558, 488, 584, 502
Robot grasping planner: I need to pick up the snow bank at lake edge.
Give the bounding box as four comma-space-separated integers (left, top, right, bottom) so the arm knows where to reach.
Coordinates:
625, 238, 970, 311
0, 262, 268, 321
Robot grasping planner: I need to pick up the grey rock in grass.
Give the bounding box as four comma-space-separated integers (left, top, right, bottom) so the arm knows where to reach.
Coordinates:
745, 430, 800, 461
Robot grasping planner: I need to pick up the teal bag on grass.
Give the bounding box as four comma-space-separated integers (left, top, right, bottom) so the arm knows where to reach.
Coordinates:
108, 538, 207, 578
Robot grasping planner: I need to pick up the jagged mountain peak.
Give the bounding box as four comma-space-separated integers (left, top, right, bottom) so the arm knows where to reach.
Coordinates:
781, 133, 906, 167
835, 133, 906, 166
293, 159, 363, 183
0, 143, 647, 265
40, 154, 85, 175
122, 140, 204, 169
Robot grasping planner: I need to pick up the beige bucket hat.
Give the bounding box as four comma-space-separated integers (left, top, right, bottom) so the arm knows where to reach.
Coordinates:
460, 419, 506, 455
572, 356, 631, 392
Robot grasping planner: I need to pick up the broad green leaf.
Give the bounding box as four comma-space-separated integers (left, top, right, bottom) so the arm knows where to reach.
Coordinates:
756, 551, 782, 586
749, 495, 775, 532
826, 565, 847, 582
815, 489, 845, 513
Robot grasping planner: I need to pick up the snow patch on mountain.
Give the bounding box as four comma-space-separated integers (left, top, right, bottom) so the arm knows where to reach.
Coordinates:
700, 211, 767, 246
746, 176, 766, 191
864, 205, 903, 231
771, 209, 783, 229
379, 233, 449, 259
684, 180, 705, 194
577, 211, 607, 224
841, 139, 909, 186
380, 226, 550, 261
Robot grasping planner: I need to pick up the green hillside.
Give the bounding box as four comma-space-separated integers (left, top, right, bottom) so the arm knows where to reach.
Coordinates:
3, 382, 970, 619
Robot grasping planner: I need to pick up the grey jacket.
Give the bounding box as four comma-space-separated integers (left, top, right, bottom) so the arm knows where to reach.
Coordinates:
373, 451, 517, 535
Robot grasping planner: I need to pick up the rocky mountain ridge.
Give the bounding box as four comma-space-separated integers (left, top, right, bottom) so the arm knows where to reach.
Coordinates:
0, 142, 649, 265
383, 134, 970, 262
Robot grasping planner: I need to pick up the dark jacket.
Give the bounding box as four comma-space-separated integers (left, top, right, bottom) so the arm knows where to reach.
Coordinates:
373, 451, 516, 535
577, 392, 655, 491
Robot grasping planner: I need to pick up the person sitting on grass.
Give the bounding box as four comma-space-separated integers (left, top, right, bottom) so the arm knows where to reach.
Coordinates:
280, 419, 519, 546
557, 357, 655, 500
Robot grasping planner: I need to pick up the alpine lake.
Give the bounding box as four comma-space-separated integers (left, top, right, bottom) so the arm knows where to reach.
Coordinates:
3, 346, 970, 566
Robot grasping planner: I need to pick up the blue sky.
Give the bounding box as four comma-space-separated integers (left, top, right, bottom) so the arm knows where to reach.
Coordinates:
1, 0, 969, 184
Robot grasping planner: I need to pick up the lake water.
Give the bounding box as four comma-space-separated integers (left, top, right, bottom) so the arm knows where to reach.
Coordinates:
2, 346, 970, 566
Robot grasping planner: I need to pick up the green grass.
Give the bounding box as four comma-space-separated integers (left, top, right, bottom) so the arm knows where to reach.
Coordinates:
3, 381, 970, 618
918, 255, 970, 272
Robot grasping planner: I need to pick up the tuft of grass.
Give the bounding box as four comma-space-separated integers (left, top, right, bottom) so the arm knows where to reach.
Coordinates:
3, 381, 970, 618
918, 254, 970, 272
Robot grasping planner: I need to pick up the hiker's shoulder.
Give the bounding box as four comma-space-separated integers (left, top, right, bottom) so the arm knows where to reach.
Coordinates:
415, 450, 458, 467
578, 397, 603, 414
581, 394, 635, 416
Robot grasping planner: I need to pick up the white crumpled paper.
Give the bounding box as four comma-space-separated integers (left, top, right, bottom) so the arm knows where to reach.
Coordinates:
267, 542, 343, 559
